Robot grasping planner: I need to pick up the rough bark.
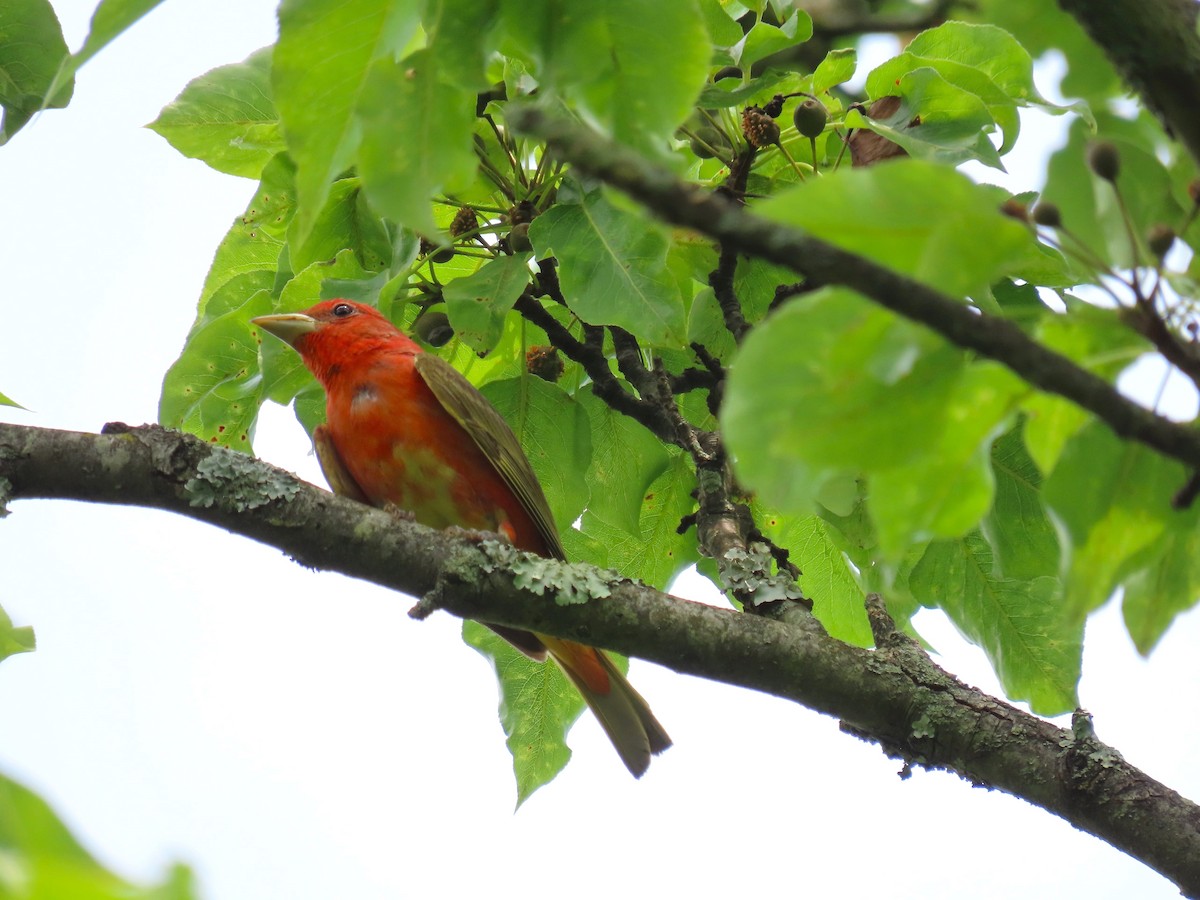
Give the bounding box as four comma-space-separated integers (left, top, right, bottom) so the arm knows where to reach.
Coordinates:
2, 420, 1200, 896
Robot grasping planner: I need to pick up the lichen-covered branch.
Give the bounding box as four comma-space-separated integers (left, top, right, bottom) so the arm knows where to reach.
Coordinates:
2, 419, 1199, 895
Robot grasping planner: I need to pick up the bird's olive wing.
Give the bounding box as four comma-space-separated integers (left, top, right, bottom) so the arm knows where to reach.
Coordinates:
414, 354, 567, 560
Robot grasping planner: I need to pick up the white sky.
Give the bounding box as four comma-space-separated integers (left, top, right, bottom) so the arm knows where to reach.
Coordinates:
2, 3, 1199, 898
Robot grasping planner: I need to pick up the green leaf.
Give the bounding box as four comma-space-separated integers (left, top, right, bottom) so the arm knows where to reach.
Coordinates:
443, 253, 533, 353
982, 420, 1060, 581
0, 0, 72, 143
273, 0, 419, 243
725, 290, 1022, 555
759, 513, 871, 646
480, 377, 592, 533
576, 452, 699, 589
732, 9, 812, 70
0, 771, 198, 898
358, 49, 478, 237
0, 390, 25, 409
577, 386, 671, 537
850, 67, 1002, 169
1043, 420, 1189, 620
910, 532, 1080, 715
546, 0, 713, 156
698, 0, 743, 47
812, 47, 856, 94
286, 177, 391, 273
462, 620, 585, 807
0, 603, 35, 663
758, 159, 1032, 299
148, 46, 283, 179
193, 153, 296, 326
869, 360, 1021, 555
1022, 302, 1148, 473
1122, 522, 1200, 655
529, 188, 686, 347
422, 0, 498, 91
74, 0, 165, 64
159, 290, 274, 453
867, 52, 1020, 155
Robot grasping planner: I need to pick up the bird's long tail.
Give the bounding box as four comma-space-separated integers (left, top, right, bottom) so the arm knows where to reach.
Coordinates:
541, 636, 672, 778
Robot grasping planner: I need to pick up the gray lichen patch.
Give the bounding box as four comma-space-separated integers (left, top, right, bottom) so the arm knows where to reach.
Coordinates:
184, 447, 301, 512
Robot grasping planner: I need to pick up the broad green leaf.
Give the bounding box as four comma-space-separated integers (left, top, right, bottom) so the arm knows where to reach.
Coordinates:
286, 177, 391, 273
759, 159, 1031, 299
0, 390, 25, 409
481, 377, 592, 533
964, 0, 1119, 103
159, 290, 273, 452
725, 290, 1021, 554
1022, 302, 1148, 473
869, 361, 1022, 555
867, 53, 1020, 155
358, 49, 477, 238
74, 0, 166, 66
1044, 420, 1188, 619
812, 47, 856, 94
0, 603, 35, 662
273, 0, 418, 243
849, 67, 1002, 169
463, 620, 586, 807
443, 253, 533, 353
0, 0, 72, 143
577, 386, 671, 537
759, 512, 871, 646
698, 0, 743, 47
148, 47, 283, 179
194, 153, 296, 326
576, 452, 699, 589
422, 0, 498, 91
0, 771, 197, 899
529, 188, 686, 347
910, 532, 1080, 715
1122, 522, 1200, 655
982, 420, 1060, 581
551, 1, 712, 156
732, 9, 812, 70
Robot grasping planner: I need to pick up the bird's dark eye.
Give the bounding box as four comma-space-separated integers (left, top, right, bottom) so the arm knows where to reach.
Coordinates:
332, 303, 354, 318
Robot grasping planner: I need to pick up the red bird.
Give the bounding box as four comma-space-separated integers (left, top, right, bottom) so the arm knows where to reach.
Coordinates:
253, 300, 670, 776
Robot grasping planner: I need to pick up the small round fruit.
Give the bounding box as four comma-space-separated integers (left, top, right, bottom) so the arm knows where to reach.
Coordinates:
792, 99, 828, 139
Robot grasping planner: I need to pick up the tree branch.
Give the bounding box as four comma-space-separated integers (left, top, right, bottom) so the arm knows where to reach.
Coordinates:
509, 106, 1200, 472
2, 420, 1200, 894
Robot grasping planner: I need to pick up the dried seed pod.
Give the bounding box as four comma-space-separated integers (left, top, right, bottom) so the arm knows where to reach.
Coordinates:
742, 106, 781, 148
526, 345, 564, 382
449, 206, 478, 238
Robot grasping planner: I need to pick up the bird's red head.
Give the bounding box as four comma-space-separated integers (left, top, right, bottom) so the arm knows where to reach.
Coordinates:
252, 300, 418, 385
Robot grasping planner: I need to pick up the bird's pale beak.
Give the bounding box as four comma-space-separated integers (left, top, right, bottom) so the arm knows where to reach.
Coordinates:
251, 313, 319, 347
